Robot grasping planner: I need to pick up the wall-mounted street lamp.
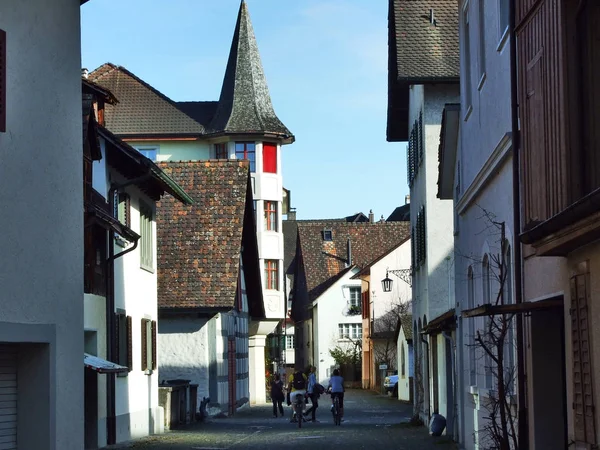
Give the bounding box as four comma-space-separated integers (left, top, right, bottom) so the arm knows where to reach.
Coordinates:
381, 267, 413, 291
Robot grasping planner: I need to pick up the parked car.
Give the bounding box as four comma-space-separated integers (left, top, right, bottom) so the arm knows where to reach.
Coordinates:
384, 372, 398, 397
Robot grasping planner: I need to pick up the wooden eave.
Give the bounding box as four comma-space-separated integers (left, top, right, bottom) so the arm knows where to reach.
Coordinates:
462, 297, 563, 318
422, 309, 456, 334
520, 187, 600, 256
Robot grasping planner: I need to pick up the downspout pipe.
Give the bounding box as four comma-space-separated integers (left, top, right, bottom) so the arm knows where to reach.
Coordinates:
420, 333, 430, 422
442, 330, 457, 441
106, 172, 151, 445
508, 0, 528, 447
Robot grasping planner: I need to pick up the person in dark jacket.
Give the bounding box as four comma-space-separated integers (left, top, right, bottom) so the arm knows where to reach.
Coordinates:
270, 373, 285, 417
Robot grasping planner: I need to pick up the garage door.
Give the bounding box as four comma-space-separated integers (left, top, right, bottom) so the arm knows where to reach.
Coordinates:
0, 344, 17, 450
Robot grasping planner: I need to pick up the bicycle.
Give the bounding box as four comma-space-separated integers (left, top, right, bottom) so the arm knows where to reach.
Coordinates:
293, 392, 306, 428
332, 394, 341, 425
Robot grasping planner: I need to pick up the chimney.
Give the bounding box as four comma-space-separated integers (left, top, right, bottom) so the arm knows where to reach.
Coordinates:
405, 195, 410, 204
287, 208, 296, 221
346, 238, 352, 267
369, 209, 374, 223
380, 215, 385, 223
82, 68, 89, 79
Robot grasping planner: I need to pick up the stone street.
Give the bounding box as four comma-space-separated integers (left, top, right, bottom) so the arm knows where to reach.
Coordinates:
106, 390, 457, 450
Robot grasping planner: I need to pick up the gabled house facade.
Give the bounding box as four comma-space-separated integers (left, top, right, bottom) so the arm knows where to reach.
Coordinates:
0, 1, 84, 448
436, 0, 518, 446
89, 1, 292, 404
352, 237, 412, 391
387, 0, 460, 431
396, 315, 414, 402
82, 82, 193, 448
156, 160, 265, 416
291, 220, 410, 384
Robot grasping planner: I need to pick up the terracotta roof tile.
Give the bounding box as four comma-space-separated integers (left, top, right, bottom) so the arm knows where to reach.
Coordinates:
89, 63, 207, 137
390, 0, 459, 81
297, 221, 410, 302
156, 160, 250, 310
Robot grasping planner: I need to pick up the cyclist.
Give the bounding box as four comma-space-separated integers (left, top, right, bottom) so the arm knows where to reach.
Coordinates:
328, 368, 345, 421
287, 365, 308, 422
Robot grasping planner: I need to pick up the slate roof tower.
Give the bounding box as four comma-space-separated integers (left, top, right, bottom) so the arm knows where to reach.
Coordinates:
210, 1, 294, 141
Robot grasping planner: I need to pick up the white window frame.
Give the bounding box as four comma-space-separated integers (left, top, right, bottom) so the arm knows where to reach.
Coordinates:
135, 146, 159, 161
463, 1, 473, 120
349, 287, 361, 308
477, 0, 487, 90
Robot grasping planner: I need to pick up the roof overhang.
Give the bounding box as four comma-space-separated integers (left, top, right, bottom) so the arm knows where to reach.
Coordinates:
158, 307, 231, 317
437, 103, 461, 199
462, 298, 563, 318
84, 353, 128, 374
520, 187, 600, 256
99, 126, 194, 205
85, 201, 140, 243
422, 309, 456, 334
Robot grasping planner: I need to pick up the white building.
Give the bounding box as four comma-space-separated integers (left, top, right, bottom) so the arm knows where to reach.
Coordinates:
83, 84, 193, 448
155, 160, 264, 416
291, 220, 410, 384
90, 1, 293, 406
436, 0, 516, 446
387, 0, 460, 432
352, 232, 412, 390
0, 1, 83, 448
396, 315, 414, 402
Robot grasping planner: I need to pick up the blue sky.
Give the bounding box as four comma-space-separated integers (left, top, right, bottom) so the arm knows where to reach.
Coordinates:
81, 0, 409, 220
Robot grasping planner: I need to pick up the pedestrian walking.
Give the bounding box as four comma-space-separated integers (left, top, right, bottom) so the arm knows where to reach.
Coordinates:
304, 365, 319, 422
270, 373, 285, 418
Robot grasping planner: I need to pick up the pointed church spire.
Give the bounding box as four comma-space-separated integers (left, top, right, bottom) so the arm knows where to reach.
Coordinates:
209, 1, 294, 141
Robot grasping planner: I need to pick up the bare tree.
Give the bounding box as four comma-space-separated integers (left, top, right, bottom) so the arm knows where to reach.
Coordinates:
372, 299, 411, 371
463, 206, 518, 450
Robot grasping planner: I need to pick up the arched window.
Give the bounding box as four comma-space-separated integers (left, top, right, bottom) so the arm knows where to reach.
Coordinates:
482, 254, 493, 389
468, 266, 476, 386
503, 243, 515, 392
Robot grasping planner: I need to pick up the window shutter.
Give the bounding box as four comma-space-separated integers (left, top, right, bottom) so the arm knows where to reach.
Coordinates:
141, 319, 148, 371
0, 30, 5, 133
571, 274, 597, 445
127, 316, 133, 371
151, 320, 157, 370
262, 142, 277, 173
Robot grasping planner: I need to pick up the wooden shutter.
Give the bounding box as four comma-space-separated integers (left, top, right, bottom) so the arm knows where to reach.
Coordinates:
151, 320, 157, 370
571, 274, 597, 445
0, 344, 17, 449
141, 319, 148, 371
0, 30, 5, 133
262, 142, 277, 173
127, 316, 133, 371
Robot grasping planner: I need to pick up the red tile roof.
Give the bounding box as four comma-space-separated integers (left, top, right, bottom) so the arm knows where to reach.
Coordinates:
156, 160, 251, 310
296, 221, 410, 302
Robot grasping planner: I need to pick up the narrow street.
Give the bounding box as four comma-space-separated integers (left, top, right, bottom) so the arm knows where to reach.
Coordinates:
108, 390, 456, 450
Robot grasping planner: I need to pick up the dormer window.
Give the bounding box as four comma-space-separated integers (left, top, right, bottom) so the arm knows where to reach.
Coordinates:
323, 229, 333, 241
215, 142, 228, 159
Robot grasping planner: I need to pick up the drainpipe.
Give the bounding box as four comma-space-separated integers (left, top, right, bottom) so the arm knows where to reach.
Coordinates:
420, 333, 430, 421
442, 330, 457, 440
106, 173, 150, 445
508, 0, 528, 447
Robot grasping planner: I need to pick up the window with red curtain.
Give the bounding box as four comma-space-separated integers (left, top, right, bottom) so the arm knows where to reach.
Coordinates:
263, 142, 277, 173
265, 260, 279, 290
264, 201, 277, 231
0, 29, 6, 133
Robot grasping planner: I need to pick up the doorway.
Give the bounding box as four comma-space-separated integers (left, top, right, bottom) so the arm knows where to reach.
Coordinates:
84, 331, 98, 449
530, 303, 567, 449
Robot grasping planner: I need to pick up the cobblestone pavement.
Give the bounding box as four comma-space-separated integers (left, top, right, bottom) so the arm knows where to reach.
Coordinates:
106, 390, 457, 450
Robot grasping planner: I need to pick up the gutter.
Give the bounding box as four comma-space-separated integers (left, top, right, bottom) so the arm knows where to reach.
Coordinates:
105, 172, 151, 445
509, 0, 528, 446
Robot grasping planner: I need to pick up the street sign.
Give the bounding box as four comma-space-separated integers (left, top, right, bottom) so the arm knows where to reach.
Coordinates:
379, 364, 388, 370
